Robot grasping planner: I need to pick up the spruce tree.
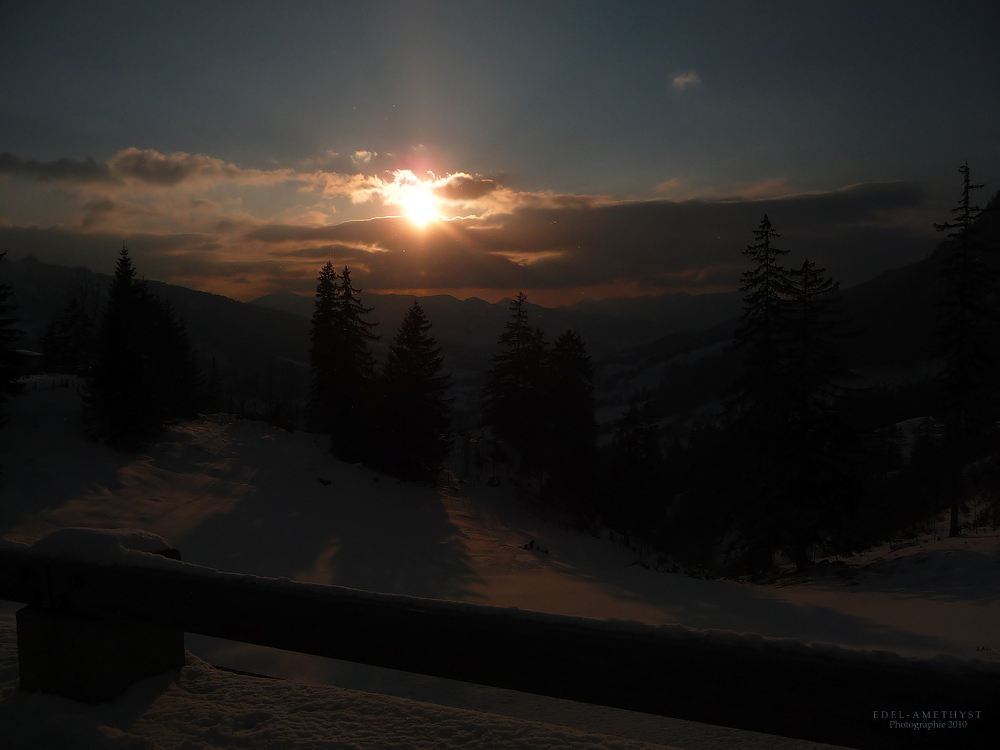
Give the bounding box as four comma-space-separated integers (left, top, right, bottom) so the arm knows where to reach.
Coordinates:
934, 163, 995, 536
544, 330, 598, 511
726, 215, 795, 570
781, 259, 857, 567
205, 356, 223, 414
731, 214, 793, 429
82, 245, 201, 447
0, 252, 23, 429
376, 300, 453, 481
142, 291, 202, 421
605, 393, 663, 530
307, 262, 340, 432
82, 246, 151, 445
329, 267, 379, 462
41, 298, 94, 374
785, 259, 843, 429
481, 292, 548, 477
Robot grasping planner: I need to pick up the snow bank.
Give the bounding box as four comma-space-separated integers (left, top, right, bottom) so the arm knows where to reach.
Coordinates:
30, 528, 175, 564
0, 618, 686, 750
9, 529, 1000, 679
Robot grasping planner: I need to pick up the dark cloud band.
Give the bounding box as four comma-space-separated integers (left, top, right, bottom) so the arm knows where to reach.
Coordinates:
0, 181, 934, 300
0, 152, 116, 184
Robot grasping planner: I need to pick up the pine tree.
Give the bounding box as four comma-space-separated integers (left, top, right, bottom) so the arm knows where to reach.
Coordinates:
82, 245, 201, 447
328, 267, 379, 462
0, 252, 23, 429
934, 163, 996, 537
376, 300, 453, 481
307, 262, 340, 432
307, 263, 380, 460
725, 216, 795, 570
481, 292, 548, 477
336, 267, 378, 386
82, 246, 150, 445
731, 214, 793, 430
605, 393, 663, 530
205, 356, 223, 414
785, 260, 843, 425
143, 291, 202, 421
543, 330, 598, 510
41, 298, 94, 374
780, 259, 858, 567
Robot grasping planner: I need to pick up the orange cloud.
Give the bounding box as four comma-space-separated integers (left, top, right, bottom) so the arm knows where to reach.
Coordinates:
672, 70, 702, 91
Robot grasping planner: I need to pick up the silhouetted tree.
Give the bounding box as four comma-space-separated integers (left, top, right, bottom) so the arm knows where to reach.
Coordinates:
934, 163, 996, 536
307, 262, 340, 432
205, 356, 223, 413
308, 263, 379, 461
144, 292, 201, 421
730, 214, 793, 429
604, 393, 664, 530
0, 252, 22, 429
41, 298, 94, 374
82, 246, 201, 448
725, 215, 796, 570
375, 300, 453, 481
543, 330, 598, 510
481, 292, 548, 478
329, 267, 379, 462
780, 259, 861, 566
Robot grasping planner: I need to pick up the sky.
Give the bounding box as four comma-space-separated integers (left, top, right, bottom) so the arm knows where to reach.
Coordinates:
2, 0, 999, 306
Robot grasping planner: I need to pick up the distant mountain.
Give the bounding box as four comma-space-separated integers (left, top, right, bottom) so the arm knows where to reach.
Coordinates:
563, 290, 743, 326
7, 256, 745, 428
2, 255, 312, 404
250, 287, 743, 359
12, 187, 997, 430
623, 189, 1000, 422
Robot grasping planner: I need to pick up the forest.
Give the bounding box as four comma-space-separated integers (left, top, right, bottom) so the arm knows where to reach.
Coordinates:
3, 164, 999, 578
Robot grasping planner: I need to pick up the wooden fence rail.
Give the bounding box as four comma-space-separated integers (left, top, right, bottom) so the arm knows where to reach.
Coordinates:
0, 545, 995, 749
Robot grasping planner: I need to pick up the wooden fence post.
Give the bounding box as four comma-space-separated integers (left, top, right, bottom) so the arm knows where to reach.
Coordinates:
17, 605, 184, 704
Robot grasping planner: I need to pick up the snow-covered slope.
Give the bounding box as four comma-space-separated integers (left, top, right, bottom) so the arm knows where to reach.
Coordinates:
1, 375, 997, 748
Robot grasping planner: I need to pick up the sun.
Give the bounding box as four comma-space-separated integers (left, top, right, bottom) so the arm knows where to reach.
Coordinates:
401, 188, 439, 225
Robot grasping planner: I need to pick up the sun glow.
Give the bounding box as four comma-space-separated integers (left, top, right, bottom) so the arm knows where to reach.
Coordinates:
401, 188, 439, 225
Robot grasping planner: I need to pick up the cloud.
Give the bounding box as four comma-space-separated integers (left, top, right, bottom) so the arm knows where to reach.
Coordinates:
655, 177, 687, 197
0, 152, 116, 183
1, 148, 533, 225
432, 173, 504, 201
237, 181, 931, 295
108, 148, 241, 186
78, 198, 121, 229
672, 70, 702, 91
351, 150, 377, 167
1, 148, 308, 189
0, 146, 935, 304
108, 147, 306, 188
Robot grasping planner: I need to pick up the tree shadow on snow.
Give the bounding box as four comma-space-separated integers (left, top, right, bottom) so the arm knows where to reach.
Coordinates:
515, 535, 963, 657
172, 428, 484, 603
0, 383, 131, 537
808, 546, 1000, 603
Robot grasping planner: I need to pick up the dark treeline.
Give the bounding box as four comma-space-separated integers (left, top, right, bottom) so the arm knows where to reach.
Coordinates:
480, 291, 598, 511
0, 252, 24, 433
455, 164, 1000, 576
80, 246, 202, 448
307, 261, 453, 482
7, 164, 1000, 574
638, 164, 1000, 574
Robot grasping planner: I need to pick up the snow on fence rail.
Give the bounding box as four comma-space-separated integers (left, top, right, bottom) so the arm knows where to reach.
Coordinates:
0, 530, 996, 749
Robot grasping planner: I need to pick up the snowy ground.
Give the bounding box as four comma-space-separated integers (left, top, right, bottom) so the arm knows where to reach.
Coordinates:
1, 620, 692, 750
1, 376, 997, 748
